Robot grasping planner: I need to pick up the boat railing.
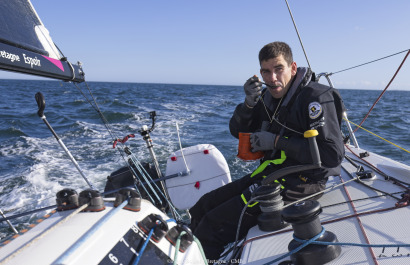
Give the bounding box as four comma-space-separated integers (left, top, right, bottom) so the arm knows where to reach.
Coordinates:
317, 72, 359, 148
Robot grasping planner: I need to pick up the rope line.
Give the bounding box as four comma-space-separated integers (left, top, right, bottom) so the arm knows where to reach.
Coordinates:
344, 118, 410, 154
331, 49, 410, 75
353, 50, 410, 132
133, 227, 155, 265
265, 224, 410, 265
339, 175, 379, 264
264, 227, 326, 265
294, 231, 410, 248
128, 153, 182, 221
0, 203, 89, 265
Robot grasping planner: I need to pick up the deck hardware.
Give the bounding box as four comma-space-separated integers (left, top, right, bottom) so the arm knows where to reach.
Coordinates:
253, 183, 289, 232
56, 188, 79, 211
282, 200, 341, 264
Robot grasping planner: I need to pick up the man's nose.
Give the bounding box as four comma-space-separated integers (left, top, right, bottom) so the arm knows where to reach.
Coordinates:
267, 72, 277, 82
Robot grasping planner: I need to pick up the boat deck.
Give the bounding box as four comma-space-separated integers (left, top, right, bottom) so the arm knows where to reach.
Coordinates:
241, 145, 410, 264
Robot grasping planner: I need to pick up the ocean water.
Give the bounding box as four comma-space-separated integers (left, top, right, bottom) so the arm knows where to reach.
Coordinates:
1, 79, 410, 238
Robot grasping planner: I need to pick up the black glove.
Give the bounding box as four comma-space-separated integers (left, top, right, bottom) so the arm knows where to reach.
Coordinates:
244, 75, 262, 108
250, 131, 276, 152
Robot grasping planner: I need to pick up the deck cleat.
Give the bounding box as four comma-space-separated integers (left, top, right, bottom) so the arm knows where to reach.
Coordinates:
356, 170, 376, 180
56, 188, 79, 211
165, 224, 194, 253
79, 189, 106, 212
282, 200, 341, 265
138, 213, 169, 243
395, 190, 410, 207
114, 188, 141, 211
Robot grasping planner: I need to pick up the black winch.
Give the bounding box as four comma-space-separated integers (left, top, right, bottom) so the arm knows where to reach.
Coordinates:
254, 183, 289, 231
56, 188, 79, 211
114, 188, 142, 211
79, 189, 105, 212
281, 200, 341, 265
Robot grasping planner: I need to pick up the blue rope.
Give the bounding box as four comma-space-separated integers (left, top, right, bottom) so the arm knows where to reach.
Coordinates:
173, 231, 187, 265
293, 229, 410, 248
133, 227, 155, 265
264, 227, 326, 265
265, 226, 410, 265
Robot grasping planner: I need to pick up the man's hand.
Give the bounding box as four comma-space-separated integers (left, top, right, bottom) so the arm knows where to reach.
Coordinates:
250, 131, 276, 152
244, 75, 262, 108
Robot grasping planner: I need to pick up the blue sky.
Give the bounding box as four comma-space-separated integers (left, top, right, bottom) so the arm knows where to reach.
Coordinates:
1, 0, 410, 90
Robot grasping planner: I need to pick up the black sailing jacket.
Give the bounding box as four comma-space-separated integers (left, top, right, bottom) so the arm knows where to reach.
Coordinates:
229, 67, 345, 182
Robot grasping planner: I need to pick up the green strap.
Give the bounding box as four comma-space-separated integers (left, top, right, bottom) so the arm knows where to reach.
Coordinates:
241, 193, 259, 207
242, 150, 287, 207
250, 150, 287, 178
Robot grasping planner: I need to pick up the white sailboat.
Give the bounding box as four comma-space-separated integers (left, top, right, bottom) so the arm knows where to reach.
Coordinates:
0, 1, 409, 265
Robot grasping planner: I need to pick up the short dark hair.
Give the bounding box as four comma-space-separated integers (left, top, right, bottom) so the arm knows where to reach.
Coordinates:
258, 42, 293, 66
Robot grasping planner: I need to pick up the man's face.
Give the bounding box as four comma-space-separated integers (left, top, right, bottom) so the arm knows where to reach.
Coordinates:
260, 55, 297, 99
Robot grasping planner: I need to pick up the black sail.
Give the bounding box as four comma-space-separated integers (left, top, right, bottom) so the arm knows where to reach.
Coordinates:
0, 0, 84, 82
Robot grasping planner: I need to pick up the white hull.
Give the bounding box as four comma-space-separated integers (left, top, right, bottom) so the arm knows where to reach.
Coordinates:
0, 199, 206, 265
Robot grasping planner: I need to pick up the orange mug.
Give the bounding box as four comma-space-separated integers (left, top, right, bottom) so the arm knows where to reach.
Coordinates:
237, 132, 264, 161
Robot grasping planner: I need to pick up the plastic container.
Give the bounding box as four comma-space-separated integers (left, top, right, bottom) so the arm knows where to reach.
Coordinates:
237, 132, 264, 161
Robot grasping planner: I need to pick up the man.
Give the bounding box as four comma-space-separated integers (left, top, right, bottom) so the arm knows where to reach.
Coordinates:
189, 41, 345, 261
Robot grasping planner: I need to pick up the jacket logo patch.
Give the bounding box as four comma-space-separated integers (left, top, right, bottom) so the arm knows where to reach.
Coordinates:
308, 102, 322, 119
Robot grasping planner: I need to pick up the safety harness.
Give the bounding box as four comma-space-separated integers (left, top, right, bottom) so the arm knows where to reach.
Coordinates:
241, 150, 287, 207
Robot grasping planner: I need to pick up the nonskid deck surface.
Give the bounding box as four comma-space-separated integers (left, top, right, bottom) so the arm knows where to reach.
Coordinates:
241, 145, 410, 264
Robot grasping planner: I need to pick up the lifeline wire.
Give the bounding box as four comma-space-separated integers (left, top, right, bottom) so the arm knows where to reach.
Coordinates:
330, 49, 410, 75
71, 81, 132, 179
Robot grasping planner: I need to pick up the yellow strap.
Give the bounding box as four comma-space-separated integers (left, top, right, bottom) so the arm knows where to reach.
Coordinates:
244, 150, 287, 207
250, 150, 286, 178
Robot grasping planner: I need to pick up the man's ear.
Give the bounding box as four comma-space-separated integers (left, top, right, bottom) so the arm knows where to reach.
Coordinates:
291, 61, 297, 76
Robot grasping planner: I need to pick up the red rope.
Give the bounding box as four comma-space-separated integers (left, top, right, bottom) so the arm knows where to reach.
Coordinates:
339, 175, 379, 265
354, 50, 410, 133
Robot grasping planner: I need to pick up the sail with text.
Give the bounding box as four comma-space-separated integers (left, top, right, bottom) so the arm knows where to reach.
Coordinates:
0, 0, 85, 82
